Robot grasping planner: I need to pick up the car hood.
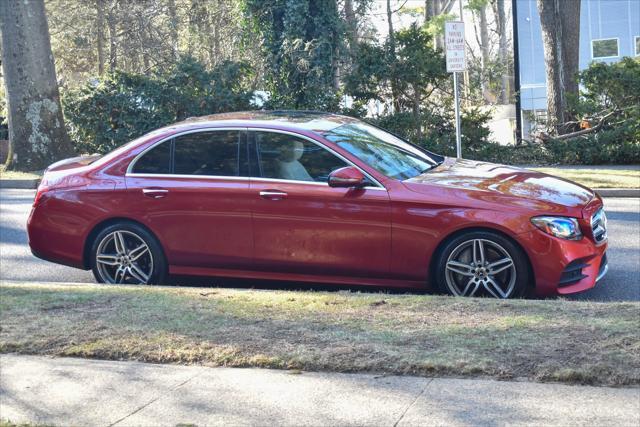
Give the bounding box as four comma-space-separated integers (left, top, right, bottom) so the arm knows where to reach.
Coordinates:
404, 158, 594, 214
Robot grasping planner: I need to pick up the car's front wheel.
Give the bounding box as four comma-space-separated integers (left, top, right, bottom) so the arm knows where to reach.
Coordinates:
90, 222, 167, 285
434, 231, 530, 298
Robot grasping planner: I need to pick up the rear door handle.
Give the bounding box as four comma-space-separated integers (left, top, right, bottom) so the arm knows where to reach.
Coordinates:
259, 190, 287, 200
142, 188, 169, 199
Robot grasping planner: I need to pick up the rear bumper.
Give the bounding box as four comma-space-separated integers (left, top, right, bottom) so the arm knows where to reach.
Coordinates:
27, 195, 87, 270
520, 228, 608, 296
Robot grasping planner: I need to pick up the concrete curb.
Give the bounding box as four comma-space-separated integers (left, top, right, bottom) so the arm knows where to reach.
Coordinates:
0, 179, 40, 189
595, 188, 640, 198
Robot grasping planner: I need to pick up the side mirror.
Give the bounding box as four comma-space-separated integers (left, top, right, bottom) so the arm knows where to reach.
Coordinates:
328, 166, 367, 188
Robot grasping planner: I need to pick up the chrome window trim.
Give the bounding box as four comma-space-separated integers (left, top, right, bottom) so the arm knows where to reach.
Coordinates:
250, 176, 386, 191
126, 173, 250, 181
248, 128, 386, 190
126, 127, 248, 176
125, 173, 384, 191
125, 126, 387, 191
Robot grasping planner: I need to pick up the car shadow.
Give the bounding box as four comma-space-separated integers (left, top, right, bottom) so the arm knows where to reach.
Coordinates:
168, 274, 430, 296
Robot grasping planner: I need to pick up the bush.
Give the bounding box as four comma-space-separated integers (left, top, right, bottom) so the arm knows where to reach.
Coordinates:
552, 57, 640, 165
546, 125, 639, 165
63, 57, 255, 154
366, 58, 640, 166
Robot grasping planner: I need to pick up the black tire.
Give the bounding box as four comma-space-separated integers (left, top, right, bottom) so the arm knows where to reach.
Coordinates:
90, 222, 168, 285
433, 230, 530, 298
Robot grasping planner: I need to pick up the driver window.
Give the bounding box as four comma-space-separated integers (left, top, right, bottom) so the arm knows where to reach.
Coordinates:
254, 132, 347, 183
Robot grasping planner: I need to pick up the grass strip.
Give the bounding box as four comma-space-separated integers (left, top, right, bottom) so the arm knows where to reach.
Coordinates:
0, 165, 41, 180
1, 281, 638, 386
532, 167, 640, 189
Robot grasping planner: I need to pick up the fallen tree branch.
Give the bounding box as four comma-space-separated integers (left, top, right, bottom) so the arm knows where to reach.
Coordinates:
538, 109, 618, 142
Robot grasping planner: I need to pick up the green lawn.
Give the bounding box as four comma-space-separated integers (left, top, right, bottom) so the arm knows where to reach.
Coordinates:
0, 165, 41, 180
532, 167, 640, 189
1, 281, 639, 386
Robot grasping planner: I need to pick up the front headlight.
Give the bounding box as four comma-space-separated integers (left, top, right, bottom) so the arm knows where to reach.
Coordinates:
531, 216, 583, 240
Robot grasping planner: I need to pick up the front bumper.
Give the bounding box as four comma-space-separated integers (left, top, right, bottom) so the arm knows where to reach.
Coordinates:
519, 227, 608, 296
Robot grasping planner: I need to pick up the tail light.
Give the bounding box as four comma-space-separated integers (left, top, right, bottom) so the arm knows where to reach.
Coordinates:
33, 173, 91, 206
33, 179, 51, 207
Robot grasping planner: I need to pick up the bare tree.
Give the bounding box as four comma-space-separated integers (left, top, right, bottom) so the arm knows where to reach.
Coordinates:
494, 0, 510, 104
108, 0, 118, 71
167, 0, 179, 60
537, 0, 581, 134
96, 0, 106, 75
424, 0, 435, 21
386, 0, 401, 111
477, 3, 490, 101
0, 0, 74, 171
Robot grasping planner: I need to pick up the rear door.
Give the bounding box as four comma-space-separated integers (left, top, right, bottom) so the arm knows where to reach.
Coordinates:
125, 128, 254, 270
248, 129, 392, 279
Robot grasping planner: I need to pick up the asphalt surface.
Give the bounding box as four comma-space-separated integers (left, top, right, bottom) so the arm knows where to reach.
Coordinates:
1, 189, 638, 301
2, 354, 639, 427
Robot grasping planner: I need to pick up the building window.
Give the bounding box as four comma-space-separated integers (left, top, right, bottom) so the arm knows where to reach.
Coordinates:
636, 36, 640, 56
591, 38, 619, 59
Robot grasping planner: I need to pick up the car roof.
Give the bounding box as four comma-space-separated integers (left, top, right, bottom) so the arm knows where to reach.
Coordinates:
173, 110, 359, 134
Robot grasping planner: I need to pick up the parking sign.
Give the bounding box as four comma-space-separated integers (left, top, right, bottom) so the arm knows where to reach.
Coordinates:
445, 21, 466, 73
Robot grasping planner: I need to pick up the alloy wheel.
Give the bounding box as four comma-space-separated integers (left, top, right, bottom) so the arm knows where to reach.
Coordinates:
444, 238, 516, 298
95, 230, 154, 284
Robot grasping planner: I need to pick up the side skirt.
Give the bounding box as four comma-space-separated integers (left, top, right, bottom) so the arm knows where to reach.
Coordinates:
169, 265, 428, 290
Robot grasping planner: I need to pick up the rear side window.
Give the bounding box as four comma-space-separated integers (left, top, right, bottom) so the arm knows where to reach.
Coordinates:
132, 140, 171, 174
131, 130, 241, 176
174, 131, 240, 176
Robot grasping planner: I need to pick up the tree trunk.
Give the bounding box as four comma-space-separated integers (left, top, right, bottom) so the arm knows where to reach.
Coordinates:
496, 0, 510, 104
107, 0, 118, 71
167, 0, 179, 60
96, 0, 106, 75
478, 5, 490, 102
386, 0, 400, 112
537, 0, 581, 134
434, 0, 444, 50
212, 0, 221, 65
413, 85, 422, 141
344, 0, 358, 58
0, 0, 74, 171
425, 0, 435, 21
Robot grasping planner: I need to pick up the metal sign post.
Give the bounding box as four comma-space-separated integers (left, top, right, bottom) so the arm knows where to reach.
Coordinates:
445, 21, 466, 159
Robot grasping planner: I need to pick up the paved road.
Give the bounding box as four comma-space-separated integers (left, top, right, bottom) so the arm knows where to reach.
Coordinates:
1, 189, 638, 301
0, 189, 94, 283
2, 354, 639, 427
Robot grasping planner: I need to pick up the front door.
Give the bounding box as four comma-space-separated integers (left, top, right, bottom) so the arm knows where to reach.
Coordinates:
248, 130, 391, 279
125, 128, 253, 270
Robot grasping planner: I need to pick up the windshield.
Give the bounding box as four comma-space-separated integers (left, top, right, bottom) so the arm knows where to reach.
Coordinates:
324, 122, 440, 180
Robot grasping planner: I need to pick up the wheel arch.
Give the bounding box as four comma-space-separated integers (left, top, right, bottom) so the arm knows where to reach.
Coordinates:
428, 226, 536, 292
83, 217, 166, 269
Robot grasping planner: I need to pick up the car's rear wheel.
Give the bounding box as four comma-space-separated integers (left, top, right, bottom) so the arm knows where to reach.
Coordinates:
434, 231, 529, 298
91, 222, 167, 285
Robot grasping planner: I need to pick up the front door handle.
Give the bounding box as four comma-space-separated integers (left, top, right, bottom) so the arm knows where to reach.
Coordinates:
259, 190, 287, 200
142, 188, 169, 199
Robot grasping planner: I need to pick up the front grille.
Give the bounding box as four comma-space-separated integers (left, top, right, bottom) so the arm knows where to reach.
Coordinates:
591, 208, 607, 243
558, 259, 590, 287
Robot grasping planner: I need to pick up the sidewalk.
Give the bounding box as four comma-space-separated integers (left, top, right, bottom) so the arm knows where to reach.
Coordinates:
1, 355, 638, 427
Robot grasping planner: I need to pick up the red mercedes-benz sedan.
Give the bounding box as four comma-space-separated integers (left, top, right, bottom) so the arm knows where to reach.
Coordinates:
27, 111, 608, 298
